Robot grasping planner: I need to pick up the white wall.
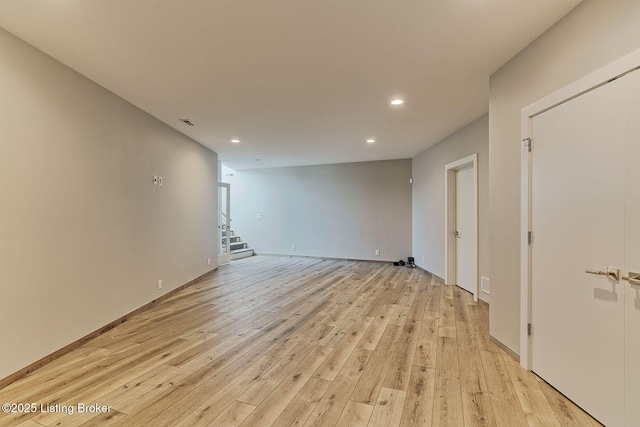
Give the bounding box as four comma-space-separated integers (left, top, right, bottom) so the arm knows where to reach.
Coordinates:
224, 160, 412, 261
489, 0, 640, 354
0, 28, 219, 380
412, 115, 489, 301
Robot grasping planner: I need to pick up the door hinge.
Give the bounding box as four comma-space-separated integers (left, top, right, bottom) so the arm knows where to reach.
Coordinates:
528, 323, 532, 336
522, 137, 532, 152
528, 231, 533, 245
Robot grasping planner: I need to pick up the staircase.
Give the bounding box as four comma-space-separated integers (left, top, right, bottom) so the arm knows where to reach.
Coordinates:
222, 228, 254, 260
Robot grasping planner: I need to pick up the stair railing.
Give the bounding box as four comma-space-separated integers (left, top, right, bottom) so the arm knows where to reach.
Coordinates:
220, 211, 233, 248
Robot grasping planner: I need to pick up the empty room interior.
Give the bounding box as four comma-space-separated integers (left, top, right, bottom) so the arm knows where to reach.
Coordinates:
2, 1, 640, 426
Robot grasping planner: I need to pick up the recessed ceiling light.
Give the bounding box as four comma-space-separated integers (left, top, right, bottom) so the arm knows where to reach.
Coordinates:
366, 139, 375, 144
231, 139, 240, 143
390, 99, 404, 106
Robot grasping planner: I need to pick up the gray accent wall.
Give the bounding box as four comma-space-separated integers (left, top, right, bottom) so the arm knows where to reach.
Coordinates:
489, 0, 640, 354
224, 160, 412, 261
412, 115, 489, 302
0, 27, 219, 380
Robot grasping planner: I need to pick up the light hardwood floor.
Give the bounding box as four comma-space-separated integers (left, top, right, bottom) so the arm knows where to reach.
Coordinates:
0, 256, 602, 426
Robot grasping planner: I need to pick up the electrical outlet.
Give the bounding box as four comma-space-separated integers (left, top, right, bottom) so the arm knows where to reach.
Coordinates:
422, 256, 425, 263
158, 176, 163, 186
207, 258, 211, 266
256, 213, 263, 220
481, 277, 490, 294
291, 245, 295, 251
158, 279, 162, 290
375, 249, 380, 256
153, 175, 158, 185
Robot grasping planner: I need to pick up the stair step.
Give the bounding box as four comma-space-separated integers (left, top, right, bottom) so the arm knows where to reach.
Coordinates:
230, 248, 254, 260
229, 242, 247, 250
230, 247, 253, 254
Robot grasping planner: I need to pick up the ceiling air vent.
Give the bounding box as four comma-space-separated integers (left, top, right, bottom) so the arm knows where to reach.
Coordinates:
180, 119, 196, 127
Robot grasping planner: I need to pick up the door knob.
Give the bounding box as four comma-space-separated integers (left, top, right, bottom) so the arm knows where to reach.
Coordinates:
622, 272, 640, 286
585, 267, 619, 280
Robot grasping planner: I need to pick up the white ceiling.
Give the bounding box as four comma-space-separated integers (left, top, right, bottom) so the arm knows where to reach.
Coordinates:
0, 0, 581, 170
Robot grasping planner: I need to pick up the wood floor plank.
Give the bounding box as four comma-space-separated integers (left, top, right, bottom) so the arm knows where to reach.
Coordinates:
271, 377, 331, 427
175, 322, 285, 387
303, 348, 372, 427
237, 341, 315, 406
110, 383, 196, 427
12, 421, 44, 427
438, 292, 457, 338
424, 276, 441, 313
97, 364, 181, 414
537, 376, 603, 427
406, 285, 428, 324
399, 365, 435, 427
335, 400, 374, 426
314, 315, 373, 381
171, 355, 281, 427
205, 401, 256, 427
381, 320, 421, 391
0, 256, 600, 427
478, 349, 528, 427
358, 305, 396, 351
368, 386, 406, 426
350, 325, 402, 405
318, 298, 367, 348
66, 409, 126, 427
432, 336, 464, 427
389, 289, 415, 327
501, 353, 560, 427
415, 311, 439, 369
456, 320, 489, 394
461, 392, 497, 427
453, 287, 471, 323
238, 345, 332, 426
468, 301, 493, 353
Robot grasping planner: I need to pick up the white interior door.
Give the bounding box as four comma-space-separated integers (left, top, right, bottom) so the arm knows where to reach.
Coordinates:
455, 166, 476, 296
624, 70, 640, 427
531, 75, 627, 426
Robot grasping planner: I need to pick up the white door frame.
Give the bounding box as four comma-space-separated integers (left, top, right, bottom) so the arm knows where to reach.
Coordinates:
218, 182, 231, 266
519, 47, 640, 370
445, 153, 479, 301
